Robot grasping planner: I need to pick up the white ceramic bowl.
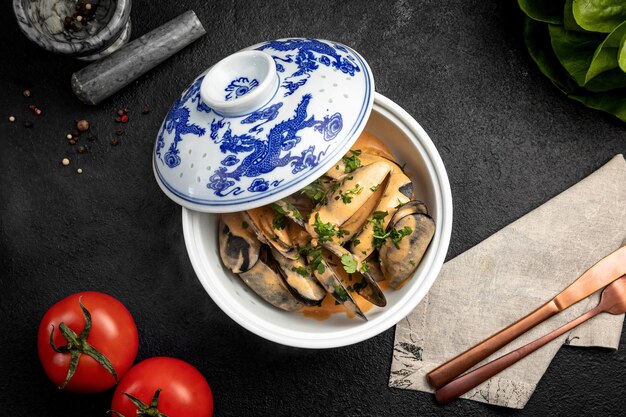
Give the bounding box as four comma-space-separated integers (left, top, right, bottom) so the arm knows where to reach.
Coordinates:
182, 92, 452, 348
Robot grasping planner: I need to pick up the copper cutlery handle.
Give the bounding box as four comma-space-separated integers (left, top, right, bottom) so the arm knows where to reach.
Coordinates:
427, 300, 560, 389
434, 306, 602, 404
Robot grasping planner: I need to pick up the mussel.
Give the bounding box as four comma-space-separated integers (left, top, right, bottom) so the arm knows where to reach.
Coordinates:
217, 133, 436, 320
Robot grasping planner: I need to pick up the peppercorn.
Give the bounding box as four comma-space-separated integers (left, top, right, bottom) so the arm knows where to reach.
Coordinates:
23, 121, 33, 128
117, 109, 125, 116
28, 104, 35, 110
34, 108, 42, 116
76, 119, 89, 132
66, 133, 73, 140
8, 116, 15, 122
77, 168, 83, 174
23, 89, 31, 98
62, 158, 70, 166
76, 15, 83, 23
85, 3, 92, 11
69, 139, 77, 145
87, 135, 97, 142
115, 128, 124, 136
77, 146, 87, 154
141, 107, 150, 115
111, 138, 119, 146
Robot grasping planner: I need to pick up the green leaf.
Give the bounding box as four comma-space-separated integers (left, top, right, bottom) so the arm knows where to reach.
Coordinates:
585, 68, 626, 91
572, 0, 626, 33
523, 18, 575, 93
549, 24, 604, 86
619, 33, 626, 71
564, 0, 586, 31
340, 253, 358, 274
518, 0, 565, 24
586, 20, 626, 82
570, 87, 626, 121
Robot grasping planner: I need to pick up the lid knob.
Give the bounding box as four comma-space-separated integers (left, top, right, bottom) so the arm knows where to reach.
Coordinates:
199, 50, 278, 117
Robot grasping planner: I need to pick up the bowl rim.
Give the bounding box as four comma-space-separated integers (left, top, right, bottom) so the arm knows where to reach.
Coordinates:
12, 0, 131, 56
182, 92, 453, 348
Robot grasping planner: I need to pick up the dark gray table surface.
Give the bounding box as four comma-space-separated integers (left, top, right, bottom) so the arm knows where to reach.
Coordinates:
1, 1, 625, 416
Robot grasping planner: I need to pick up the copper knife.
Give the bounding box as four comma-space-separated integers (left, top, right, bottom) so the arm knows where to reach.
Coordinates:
427, 244, 626, 390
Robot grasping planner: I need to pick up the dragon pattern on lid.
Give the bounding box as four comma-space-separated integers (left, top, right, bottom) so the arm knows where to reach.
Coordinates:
153, 38, 374, 213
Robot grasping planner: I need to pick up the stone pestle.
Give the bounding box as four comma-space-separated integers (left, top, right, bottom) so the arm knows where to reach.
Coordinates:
71, 10, 206, 105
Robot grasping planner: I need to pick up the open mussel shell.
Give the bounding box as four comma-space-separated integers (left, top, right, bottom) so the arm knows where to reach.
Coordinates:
389, 200, 428, 224
238, 247, 304, 312
242, 208, 300, 260
219, 212, 261, 273
380, 207, 435, 289
322, 241, 387, 307
308, 249, 367, 321
270, 247, 326, 306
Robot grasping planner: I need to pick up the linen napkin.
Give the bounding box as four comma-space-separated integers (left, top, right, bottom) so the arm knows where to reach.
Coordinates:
389, 154, 626, 409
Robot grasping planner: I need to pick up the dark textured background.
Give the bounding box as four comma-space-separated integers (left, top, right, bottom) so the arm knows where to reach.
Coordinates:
1, 0, 625, 416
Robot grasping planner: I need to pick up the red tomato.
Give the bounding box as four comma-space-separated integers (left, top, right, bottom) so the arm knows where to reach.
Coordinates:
37, 291, 138, 393
111, 357, 214, 417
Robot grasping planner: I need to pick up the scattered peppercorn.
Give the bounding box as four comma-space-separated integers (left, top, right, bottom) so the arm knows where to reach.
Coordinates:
87, 135, 97, 142
23, 121, 33, 128
141, 107, 150, 114
23, 89, 31, 98
115, 128, 124, 136
8, 116, 15, 122
66, 133, 73, 140
85, 3, 92, 11
76, 119, 89, 132
69, 139, 77, 145
111, 138, 119, 146
77, 168, 83, 174
117, 109, 125, 116
28, 104, 42, 116
62, 158, 70, 166
76, 15, 83, 22
77, 146, 87, 154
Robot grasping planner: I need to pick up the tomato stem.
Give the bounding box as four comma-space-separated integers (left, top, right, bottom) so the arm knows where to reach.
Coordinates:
48, 297, 118, 389
110, 388, 169, 417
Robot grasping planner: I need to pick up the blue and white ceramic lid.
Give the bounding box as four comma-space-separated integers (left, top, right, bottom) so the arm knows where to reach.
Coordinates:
153, 38, 374, 213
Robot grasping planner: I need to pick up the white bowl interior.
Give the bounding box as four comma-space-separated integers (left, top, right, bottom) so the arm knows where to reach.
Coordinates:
183, 93, 452, 348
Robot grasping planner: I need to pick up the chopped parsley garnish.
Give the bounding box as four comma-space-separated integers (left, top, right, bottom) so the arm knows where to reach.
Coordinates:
332, 282, 349, 301
313, 213, 338, 243
370, 210, 390, 250
342, 150, 362, 173
300, 179, 328, 206
352, 238, 361, 247
270, 203, 288, 230
359, 261, 370, 273
338, 229, 350, 239
409, 259, 417, 267
390, 226, 412, 249
341, 253, 358, 274
291, 266, 310, 277
299, 243, 326, 275
370, 184, 380, 192
395, 199, 405, 209
339, 184, 363, 204
242, 221, 249, 229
